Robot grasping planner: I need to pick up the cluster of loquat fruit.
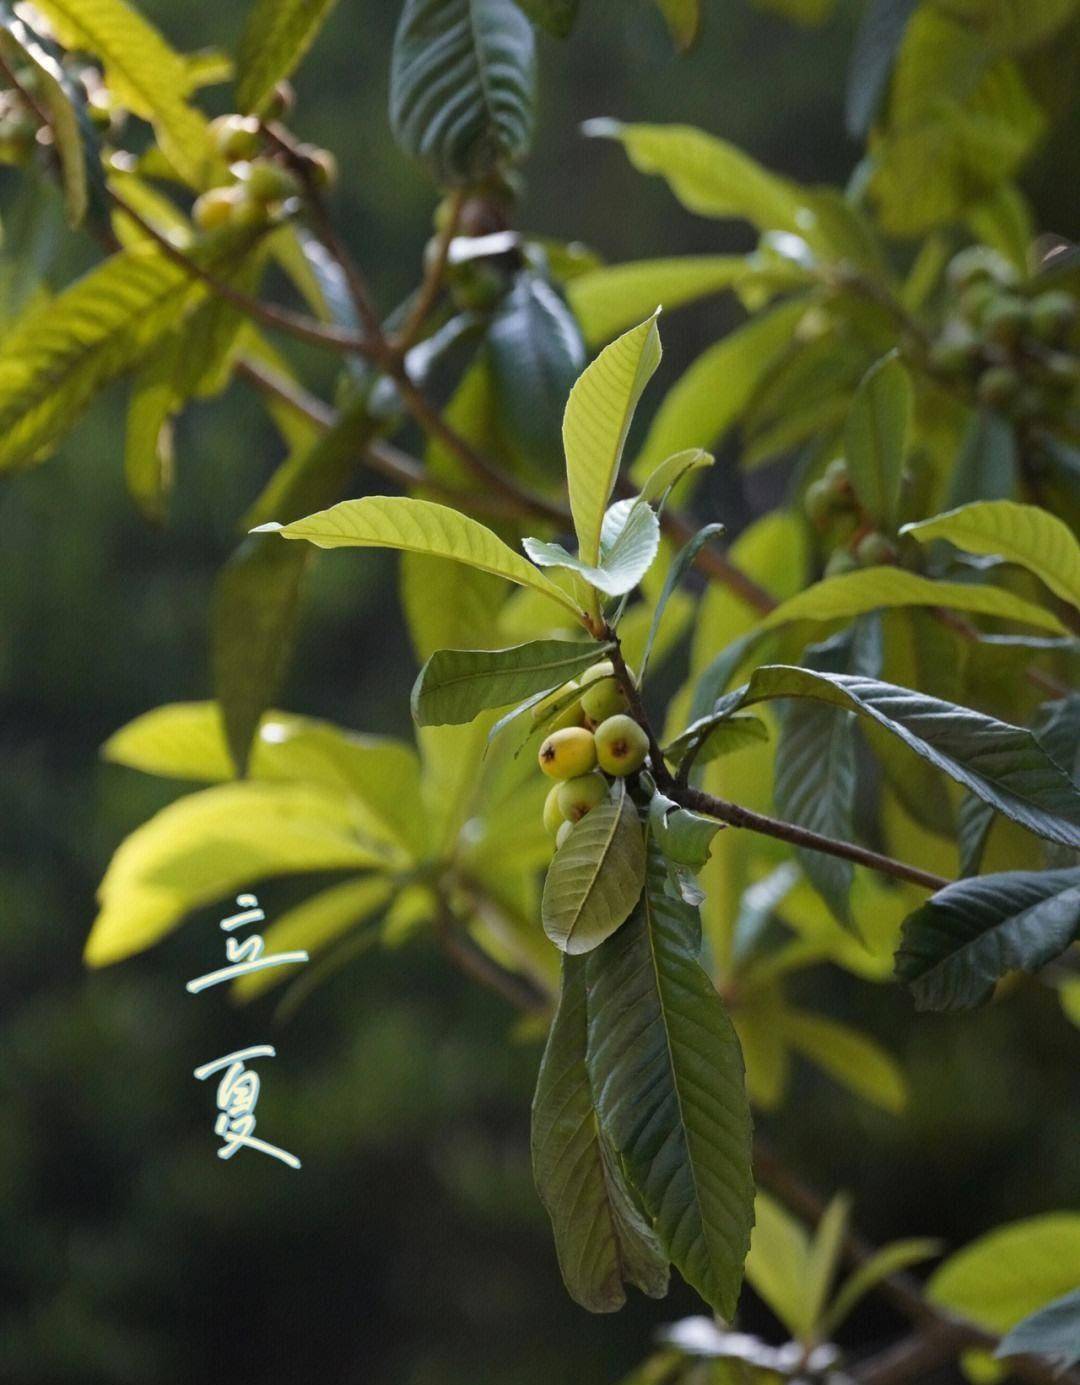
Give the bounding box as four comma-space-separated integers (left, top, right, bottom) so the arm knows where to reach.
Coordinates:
534, 660, 651, 850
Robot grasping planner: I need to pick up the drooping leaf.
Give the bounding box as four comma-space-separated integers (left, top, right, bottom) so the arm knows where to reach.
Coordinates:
845, 0, 918, 137
779, 1010, 908, 1113
531, 954, 669, 1312
902, 500, 1080, 613
235, 0, 341, 114
33, 0, 214, 186
390, 0, 536, 185
411, 638, 609, 726
996, 1288, 1080, 1371
631, 298, 809, 477
259, 495, 584, 617
542, 781, 646, 954
726, 667, 1080, 847
524, 501, 661, 597
563, 311, 662, 567
487, 272, 585, 478
586, 840, 755, 1319
86, 781, 401, 966
568, 256, 750, 346
844, 352, 911, 533
895, 867, 1080, 1011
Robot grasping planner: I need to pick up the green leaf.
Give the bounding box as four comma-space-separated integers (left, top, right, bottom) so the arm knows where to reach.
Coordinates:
902, 500, 1080, 613
732, 666, 1080, 848
649, 793, 722, 873
895, 867, 1080, 1011
949, 410, 1017, 506
564, 311, 662, 567
232, 874, 394, 1000
844, 352, 911, 532
524, 501, 661, 597
631, 298, 810, 477
34, 0, 214, 187
637, 447, 714, 505
542, 781, 646, 954
390, 0, 536, 185
654, 0, 700, 49
744, 1191, 813, 1338
124, 344, 177, 524
779, 1010, 908, 1114
586, 839, 755, 1320
821, 1238, 943, 1338
487, 272, 585, 478
996, 1288, 1080, 1371
568, 256, 750, 346
665, 713, 769, 767
756, 568, 1068, 636
928, 1213, 1080, 1336
259, 495, 583, 618
235, 0, 340, 114
805, 1194, 850, 1333
641, 523, 724, 677
512, 0, 580, 39
411, 638, 608, 726
86, 781, 400, 966
845, 0, 918, 138
531, 954, 669, 1312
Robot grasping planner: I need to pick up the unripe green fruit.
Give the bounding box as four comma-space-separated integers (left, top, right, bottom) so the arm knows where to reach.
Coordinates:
823, 457, 851, 502
854, 531, 897, 566
236, 159, 300, 204
192, 185, 242, 232
804, 478, 834, 527
959, 280, 997, 325
824, 548, 859, 577
580, 661, 629, 724
531, 681, 584, 732
210, 113, 261, 162
555, 820, 574, 850
543, 784, 565, 836
1029, 291, 1076, 345
947, 246, 1017, 292
594, 715, 649, 777
539, 726, 597, 780
982, 296, 1028, 346
557, 772, 607, 823
977, 364, 1021, 409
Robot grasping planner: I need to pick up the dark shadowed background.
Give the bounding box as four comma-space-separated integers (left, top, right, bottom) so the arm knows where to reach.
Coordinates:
1, 1, 1078, 1381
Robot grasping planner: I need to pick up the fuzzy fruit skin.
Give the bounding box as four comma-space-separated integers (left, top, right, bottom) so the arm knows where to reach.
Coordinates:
543, 785, 565, 836
555, 820, 574, 849
557, 772, 607, 823
530, 681, 584, 732
538, 727, 597, 780
593, 715, 649, 777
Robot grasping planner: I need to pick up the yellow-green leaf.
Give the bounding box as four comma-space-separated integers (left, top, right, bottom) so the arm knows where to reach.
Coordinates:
902, 500, 1080, 613
563, 311, 662, 566
236, 0, 340, 113
654, 0, 700, 49
568, 256, 748, 345
258, 496, 583, 618
779, 1010, 908, 1113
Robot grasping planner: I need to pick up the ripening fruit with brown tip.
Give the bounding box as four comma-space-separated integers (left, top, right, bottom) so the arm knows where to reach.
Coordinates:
538, 726, 597, 780
542, 785, 565, 836
579, 660, 629, 725
593, 715, 649, 776
557, 773, 607, 824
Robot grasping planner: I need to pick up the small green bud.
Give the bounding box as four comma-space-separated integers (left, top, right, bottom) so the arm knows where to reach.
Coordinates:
235, 159, 300, 204
210, 113, 261, 162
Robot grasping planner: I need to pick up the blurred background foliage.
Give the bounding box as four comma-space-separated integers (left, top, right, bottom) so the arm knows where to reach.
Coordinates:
1, 0, 1078, 1381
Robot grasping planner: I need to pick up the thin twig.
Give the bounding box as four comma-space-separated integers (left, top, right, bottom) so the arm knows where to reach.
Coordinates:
432, 902, 550, 1015
393, 187, 465, 355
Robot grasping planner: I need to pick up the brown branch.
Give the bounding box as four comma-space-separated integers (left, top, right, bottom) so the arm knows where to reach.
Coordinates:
393, 187, 465, 355
432, 902, 550, 1015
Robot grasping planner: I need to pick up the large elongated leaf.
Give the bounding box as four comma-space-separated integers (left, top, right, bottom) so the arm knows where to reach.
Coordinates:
487, 272, 585, 478
996, 1288, 1080, 1371
542, 782, 646, 954
564, 312, 662, 566
34, 0, 213, 186
732, 667, 1080, 848
895, 867, 1080, 1011
411, 638, 608, 726
844, 352, 911, 532
568, 256, 749, 346
258, 496, 583, 617
631, 298, 809, 477
586, 841, 755, 1319
86, 781, 400, 966
236, 0, 340, 114
390, 0, 536, 185
531, 954, 669, 1312
902, 500, 1080, 612
757, 567, 1067, 636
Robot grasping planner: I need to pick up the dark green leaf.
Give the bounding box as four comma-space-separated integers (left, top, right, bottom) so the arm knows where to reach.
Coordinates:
664, 713, 768, 769
586, 839, 755, 1319
390, 0, 536, 185
411, 638, 609, 727
845, 0, 918, 138
640, 523, 723, 678
648, 794, 719, 876
531, 954, 669, 1312
957, 793, 995, 878
542, 781, 646, 954
996, 1288, 1080, 1371
236, 0, 341, 114
948, 410, 1017, 507
895, 867, 1080, 1011
487, 272, 585, 478
844, 352, 910, 532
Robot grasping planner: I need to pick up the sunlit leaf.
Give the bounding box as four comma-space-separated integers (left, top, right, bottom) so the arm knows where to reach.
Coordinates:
821, 1238, 943, 1337
654, 0, 700, 49
568, 256, 750, 345
236, 0, 341, 114
524, 501, 661, 597
780, 1010, 907, 1114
